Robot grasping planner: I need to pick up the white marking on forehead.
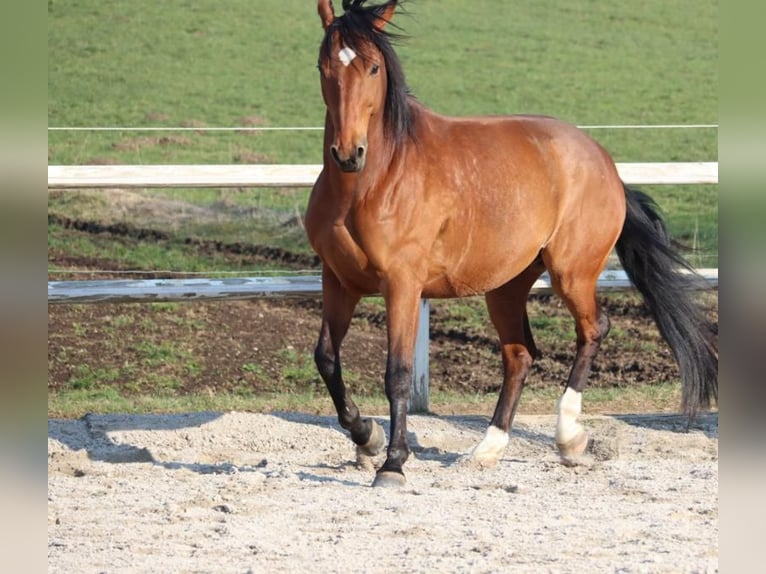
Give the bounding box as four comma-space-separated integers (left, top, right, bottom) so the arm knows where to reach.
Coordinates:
338, 46, 357, 67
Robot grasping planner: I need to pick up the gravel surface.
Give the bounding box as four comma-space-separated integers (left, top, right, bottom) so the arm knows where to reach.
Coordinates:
48, 411, 718, 573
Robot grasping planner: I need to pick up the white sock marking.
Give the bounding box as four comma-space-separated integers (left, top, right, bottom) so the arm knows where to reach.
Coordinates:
338, 46, 357, 67
470, 425, 509, 463
556, 388, 583, 444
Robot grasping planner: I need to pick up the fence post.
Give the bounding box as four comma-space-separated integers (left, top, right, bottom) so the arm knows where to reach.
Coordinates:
409, 298, 430, 413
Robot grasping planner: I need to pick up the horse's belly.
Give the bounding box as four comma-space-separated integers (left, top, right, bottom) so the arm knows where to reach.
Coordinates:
332, 263, 379, 294
423, 243, 541, 298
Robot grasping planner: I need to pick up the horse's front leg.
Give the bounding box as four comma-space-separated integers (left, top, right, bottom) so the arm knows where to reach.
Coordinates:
372, 281, 422, 488
315, 269, 386, 459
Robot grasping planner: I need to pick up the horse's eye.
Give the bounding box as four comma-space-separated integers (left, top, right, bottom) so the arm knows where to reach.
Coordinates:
370, 63, 380, 76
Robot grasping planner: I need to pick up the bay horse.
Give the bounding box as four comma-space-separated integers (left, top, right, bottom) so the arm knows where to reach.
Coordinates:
305, 0, 718, 488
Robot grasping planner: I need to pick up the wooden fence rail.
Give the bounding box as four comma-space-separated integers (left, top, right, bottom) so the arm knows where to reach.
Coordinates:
47, 162, 718, 412
48, 162, 718, 188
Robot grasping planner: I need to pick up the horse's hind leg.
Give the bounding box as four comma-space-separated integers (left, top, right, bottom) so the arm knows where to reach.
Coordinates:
545, 266, 611, 463
469, 262, 544, 466
315, 269, 385, 460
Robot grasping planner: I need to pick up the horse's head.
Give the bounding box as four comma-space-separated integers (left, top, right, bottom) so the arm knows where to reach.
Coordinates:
317, 0, 405, 173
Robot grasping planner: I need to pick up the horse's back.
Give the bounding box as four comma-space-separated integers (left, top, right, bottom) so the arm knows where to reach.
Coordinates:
412, 111, 626, 295
418, 111, 623, 217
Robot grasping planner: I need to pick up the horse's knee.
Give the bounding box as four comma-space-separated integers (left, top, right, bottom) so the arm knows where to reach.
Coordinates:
576, 314, 610, 349
313, 343, 335, 380
512, 345, 534, 369
500, 344, 534, 381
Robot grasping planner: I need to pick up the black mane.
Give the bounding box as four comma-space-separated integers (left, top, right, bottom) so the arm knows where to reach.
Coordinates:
321, 0, 416, 143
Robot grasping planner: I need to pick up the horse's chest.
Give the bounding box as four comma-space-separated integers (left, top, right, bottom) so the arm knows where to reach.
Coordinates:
313, 223, 381, 293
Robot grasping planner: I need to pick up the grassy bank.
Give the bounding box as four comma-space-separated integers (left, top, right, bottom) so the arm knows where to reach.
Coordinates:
48, 381, 685, 420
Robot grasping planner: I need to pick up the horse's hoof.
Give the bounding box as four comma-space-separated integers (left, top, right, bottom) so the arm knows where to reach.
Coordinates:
371, 470, 407, 488
458, 453, 496, 470
466, 425, 509, 468
357, 419, 386, 457
556, 430, 589, 466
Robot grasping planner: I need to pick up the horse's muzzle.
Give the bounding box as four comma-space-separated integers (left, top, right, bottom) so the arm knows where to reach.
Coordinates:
330, 143, 367, 172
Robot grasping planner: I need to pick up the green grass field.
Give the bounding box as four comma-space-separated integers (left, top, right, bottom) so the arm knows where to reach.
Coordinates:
48, 1, 718, 414
48, 0, 718, 270
48, 0, 717, 163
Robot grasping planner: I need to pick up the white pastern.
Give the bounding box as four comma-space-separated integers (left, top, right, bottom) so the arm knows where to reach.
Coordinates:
338, 46, 357, 67
556, 387, 584, 444
469, 425, 509, 464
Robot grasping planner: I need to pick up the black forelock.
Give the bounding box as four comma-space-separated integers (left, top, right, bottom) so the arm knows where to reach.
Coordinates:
320, 0, 416, 143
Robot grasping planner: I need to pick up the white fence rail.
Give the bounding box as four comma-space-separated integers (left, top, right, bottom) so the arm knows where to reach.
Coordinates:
48, 162, 718, 188
47, 162, 718, 412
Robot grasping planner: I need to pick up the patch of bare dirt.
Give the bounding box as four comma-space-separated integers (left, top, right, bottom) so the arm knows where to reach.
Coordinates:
47, 219, 718, 402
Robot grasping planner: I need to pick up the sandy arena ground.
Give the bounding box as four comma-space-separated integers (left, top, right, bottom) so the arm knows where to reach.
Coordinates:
48, 411, 718, 573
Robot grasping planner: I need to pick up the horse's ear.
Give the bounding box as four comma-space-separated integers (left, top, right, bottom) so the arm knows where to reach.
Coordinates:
373, 1, 397, 31
318, 0, 335, 30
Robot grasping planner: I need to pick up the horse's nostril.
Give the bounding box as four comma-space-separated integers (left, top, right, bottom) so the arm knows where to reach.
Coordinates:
329, 144, 365, 171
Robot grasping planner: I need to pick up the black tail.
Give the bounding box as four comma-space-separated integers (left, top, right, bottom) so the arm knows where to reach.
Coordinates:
615, 185, 718, 417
